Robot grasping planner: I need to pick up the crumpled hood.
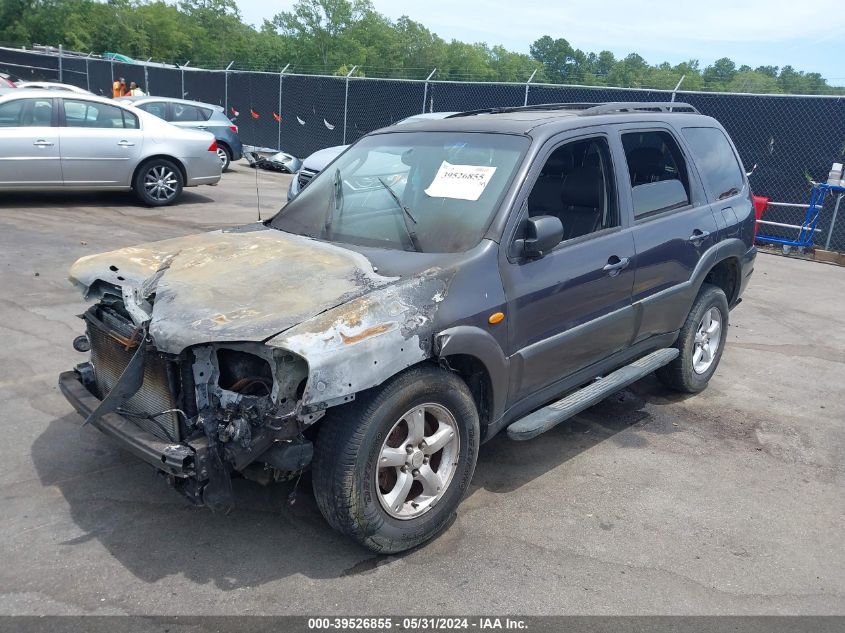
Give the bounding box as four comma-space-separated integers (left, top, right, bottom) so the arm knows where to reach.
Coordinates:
69, 226, 397, 354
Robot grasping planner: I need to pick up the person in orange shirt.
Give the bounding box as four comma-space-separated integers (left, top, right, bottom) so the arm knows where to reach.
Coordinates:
111, 77, 127, 98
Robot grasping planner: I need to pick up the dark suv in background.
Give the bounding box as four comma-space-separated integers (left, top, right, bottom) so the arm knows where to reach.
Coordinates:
118, 96, 243, 171
60, 102, 755, 553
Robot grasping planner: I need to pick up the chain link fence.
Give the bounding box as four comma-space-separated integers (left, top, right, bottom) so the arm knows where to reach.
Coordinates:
3, 46, 845, 252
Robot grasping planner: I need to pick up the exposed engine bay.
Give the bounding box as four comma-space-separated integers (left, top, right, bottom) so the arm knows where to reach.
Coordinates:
75, 295, 316, 512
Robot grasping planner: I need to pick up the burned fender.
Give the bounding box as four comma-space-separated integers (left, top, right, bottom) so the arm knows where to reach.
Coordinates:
434, 325, 509, 423
266, 270, 449, 410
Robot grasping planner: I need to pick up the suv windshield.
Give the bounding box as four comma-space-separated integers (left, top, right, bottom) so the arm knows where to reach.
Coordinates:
271, 131, 528, 252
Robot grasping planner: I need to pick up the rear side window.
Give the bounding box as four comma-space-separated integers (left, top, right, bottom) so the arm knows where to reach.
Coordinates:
682, 127, 744, 200
137, 101, 167, 119
63, 100, 138, 129
0, 98, 53, 127
171, 104, 211, 122
622, 130, 691, 218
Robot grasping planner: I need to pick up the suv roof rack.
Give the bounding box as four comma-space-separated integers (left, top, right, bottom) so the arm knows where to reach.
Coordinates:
580, 102, 699, 115
448, 101, 699, 119
447, 103, 601, 118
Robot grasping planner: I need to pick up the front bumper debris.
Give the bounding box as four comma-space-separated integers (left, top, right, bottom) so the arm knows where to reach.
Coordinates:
59, 369, 207, 479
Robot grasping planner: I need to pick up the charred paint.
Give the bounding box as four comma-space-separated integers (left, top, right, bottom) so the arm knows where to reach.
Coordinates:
69, 226, 397, 354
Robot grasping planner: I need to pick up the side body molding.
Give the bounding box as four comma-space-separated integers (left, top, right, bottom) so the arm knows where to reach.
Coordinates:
435, 325, 510, 430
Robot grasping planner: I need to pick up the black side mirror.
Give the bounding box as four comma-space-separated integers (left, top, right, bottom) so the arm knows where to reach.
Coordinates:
515, 215, 563, 259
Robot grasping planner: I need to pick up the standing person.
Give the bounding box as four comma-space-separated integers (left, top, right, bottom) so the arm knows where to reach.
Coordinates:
111, 77, 127, 98
127, 81, 145, 96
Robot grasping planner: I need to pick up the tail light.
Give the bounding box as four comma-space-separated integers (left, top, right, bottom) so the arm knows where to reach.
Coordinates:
751, 194, 768, 241
229, 124, 238, 133
208, 140, 218, 152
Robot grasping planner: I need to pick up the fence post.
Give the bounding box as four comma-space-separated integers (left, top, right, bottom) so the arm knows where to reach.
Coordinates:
85, 52, 91, 93
422, 68, 437, 113
524, 69, 537, 106
181, 60, 190, 98
824, 193, 843, 250
224, 61, 234, 115
58, 44, 63, 82
342, 65, 358, 145
670, 74, 686, 104
278, 63, 289, 151
144, 58, 151, 95
110, 59, 114, 87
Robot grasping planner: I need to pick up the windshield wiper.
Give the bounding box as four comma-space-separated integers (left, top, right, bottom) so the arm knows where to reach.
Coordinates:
324, 168, 343, 238
377, 177, 421, 252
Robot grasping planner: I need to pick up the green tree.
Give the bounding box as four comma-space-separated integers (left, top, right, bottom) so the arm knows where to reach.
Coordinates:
728, 71, 781, 94
529, 36, 585, 83
0, 0, 841, 95
270, 0, 373, 72
703, 57, 737, 89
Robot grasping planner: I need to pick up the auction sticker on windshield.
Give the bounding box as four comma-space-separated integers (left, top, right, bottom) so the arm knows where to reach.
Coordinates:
424, 161, 497, 201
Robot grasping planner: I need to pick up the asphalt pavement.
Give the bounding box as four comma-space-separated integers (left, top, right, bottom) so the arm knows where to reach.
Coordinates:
0, 164, 842, 615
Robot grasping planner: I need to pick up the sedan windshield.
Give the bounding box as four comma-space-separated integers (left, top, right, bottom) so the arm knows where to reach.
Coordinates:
271, 131, 528, 253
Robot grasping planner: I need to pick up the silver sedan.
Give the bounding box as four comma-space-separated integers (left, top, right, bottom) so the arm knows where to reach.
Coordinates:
0, 90, 222, 206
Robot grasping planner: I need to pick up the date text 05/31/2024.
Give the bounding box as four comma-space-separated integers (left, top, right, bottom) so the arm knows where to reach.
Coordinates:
307, 617, 529, 630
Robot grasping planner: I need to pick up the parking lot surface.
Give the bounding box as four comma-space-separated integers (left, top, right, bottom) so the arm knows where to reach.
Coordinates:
0, 164, 843, 615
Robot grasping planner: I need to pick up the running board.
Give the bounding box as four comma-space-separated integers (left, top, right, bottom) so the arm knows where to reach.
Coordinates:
506, 348, 679, 441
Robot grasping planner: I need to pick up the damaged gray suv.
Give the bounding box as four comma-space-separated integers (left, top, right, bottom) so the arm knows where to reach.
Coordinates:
60, 102, 756, 553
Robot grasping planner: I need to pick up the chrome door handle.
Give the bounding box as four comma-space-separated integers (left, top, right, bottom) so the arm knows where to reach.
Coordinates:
33, 140, 53, 147
117, 140, 135, 147
196, 125, 207, 130
603, 256, 630, 276
687, 229, 711, 243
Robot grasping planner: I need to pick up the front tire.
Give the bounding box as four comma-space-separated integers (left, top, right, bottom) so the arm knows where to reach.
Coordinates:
657, 283, 729, 393
312, 365, 480, 553
134, 159, 184, 206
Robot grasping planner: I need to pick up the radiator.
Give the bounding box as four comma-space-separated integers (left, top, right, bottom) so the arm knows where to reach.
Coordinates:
87, 308, 181, 442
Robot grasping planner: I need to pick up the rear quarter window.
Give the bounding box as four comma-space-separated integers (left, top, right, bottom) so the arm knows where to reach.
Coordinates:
682, 127, 744, 201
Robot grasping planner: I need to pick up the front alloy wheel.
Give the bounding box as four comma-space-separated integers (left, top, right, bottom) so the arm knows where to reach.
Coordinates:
377, 403, 460, 519
312, 365, 479, 553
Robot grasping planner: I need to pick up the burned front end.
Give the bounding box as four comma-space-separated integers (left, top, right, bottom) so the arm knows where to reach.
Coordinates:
60, 296, 313, 511
59, 228, 446, 512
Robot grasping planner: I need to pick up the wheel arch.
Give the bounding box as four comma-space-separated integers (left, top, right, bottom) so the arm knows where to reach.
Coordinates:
132, 154, 187, 190
696, 238, 749, 306
703, 256, 741, 306
434, 325, 509, 439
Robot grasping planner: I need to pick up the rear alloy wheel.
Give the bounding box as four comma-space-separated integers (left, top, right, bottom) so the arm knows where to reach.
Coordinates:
134, 159, 183, 206
216, 143, 232, 171
312, 365, 479, 553
657, 283, 729, 393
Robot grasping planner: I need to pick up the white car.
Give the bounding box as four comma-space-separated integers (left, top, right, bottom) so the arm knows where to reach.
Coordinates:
15, 81, 93, 94
0, 90, 222, 205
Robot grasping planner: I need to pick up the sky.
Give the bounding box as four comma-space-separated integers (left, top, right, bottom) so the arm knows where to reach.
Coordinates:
233, 0, 844, 85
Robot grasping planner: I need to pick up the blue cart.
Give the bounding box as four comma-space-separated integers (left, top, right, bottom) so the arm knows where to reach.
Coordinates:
756, 182, 845, 253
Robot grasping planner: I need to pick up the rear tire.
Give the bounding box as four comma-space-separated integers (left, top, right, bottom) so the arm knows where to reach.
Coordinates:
312, 364, 480, 553
216, 143, 232, 172
134, 158, 184, 206
657, 283, 729, 393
